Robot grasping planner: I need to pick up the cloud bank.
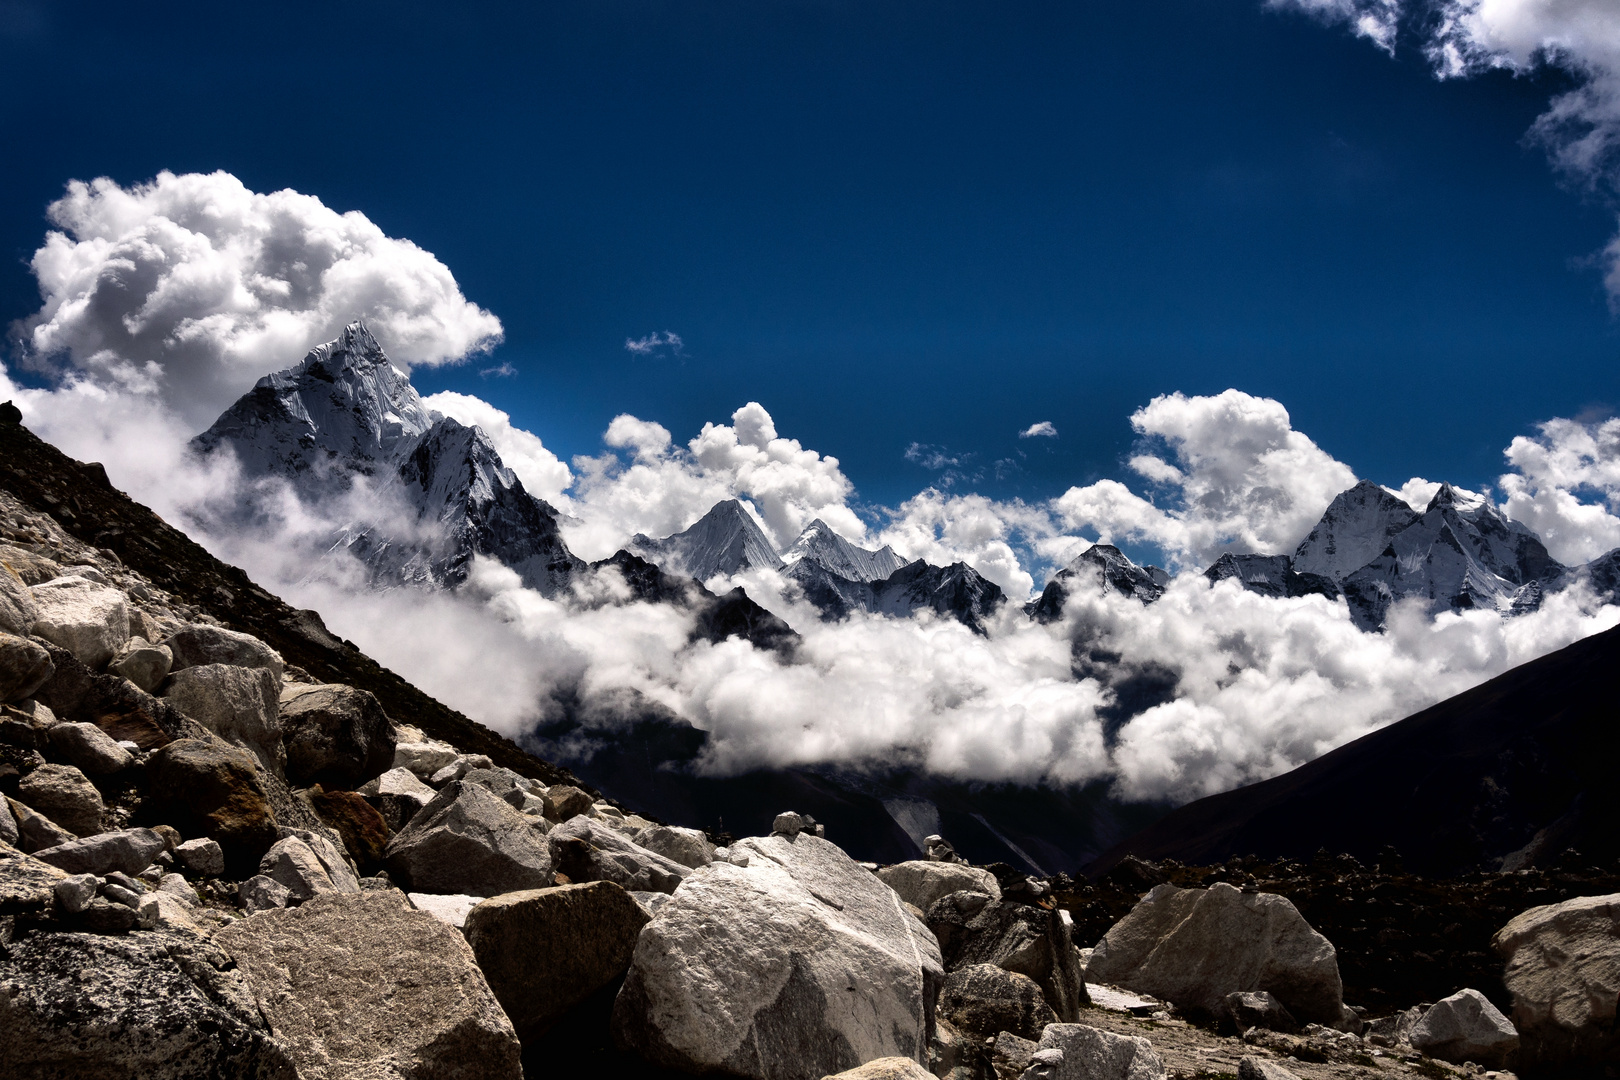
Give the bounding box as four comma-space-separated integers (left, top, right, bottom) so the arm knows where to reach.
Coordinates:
7, 171, 1620, 809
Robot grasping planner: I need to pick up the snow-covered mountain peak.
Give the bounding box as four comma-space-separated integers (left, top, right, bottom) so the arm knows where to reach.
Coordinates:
1291, 479, 1420, 582
782, 518, 909, 583
630, 498, 785, 582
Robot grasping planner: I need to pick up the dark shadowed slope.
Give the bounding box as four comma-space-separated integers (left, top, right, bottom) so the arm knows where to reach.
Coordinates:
1091, 621, 1620, 877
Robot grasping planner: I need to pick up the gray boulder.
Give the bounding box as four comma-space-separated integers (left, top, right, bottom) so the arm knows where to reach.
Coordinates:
1409, 988, 1519, 1067
174, 837, 225, 877
391, 738, 459, 777
463, 881, 651, 1039
54, 872, 99, 913
162, 664, 283, 776
6, 795, 75, 852
384, 779, 553, 895
409, 892, 484, 928
927, 891, 1087, 1023
632, 824, 715, 868
32, 828, 167, 877
1086, 882, 1344, 1025
549, 815, 690, 894
937, 962, 1055, 1040
611, 831, 944, 1080
878, 860, 1001, 912
18, 761, 103, 836
28, 576, 129, 669
0, 794, 15, 846
240, 874, 292, 913
47, 721, 133, 775
541, 783, 593, 821
0, 930, 296, 1078
164, 624, 284, 680
1239, 1058, 1304, 1080
359, 765, 437, 831
1032, 1024, 1168, 1080
1494, 892, 1620, 1068
824, 1059, 936, 1080
0, 839, 69, 914
108, 637, 172, 693
0, 564, 37, 635
257, 836, 341, 901
214, 890, 521, 1080
1226, 990, 1300, 1033
143, 739, 279, 876
276, 682, 396, 789
0, 632, 53, 702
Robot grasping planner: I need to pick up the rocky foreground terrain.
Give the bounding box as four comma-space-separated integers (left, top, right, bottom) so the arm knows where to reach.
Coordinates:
2, 408, 1619, 1079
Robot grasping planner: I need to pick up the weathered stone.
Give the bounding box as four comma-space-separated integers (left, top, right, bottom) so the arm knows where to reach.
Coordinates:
159, 872, 198, 902
137, 890, 206, 934
823, 1058, 936, 1080
541, 783, 593, 821
460, 765, 528, 808
18, 761, 103, 835
1365, 1006, 1423, 1049
0, 564, 37, 635
33, 828, 167, 877
0, 792, 16, 847
144, 739, 279, 876
927, 892, 1087, 1023
1086, 882, 1344, 1025
239, 874, 291, 913
360, 765, 436, 832
879, 860, 1001, 913
938, 962, 1056, 1041
174, 837, 225, 877
1239, 1057, 1304, 1080
109, 636, 172, 694
611, 832, 944, 1080
215, 890, 521, 1080
54, 871, 98, 912
632, 890, 671, 916
549, 815, 690, 894
384, 779, 553, 895
773, 810, 808, 837
277, 682, 396, 789
162, 664, 283, 776
0, 632, 53, 702
1494, 892, 1620, 1069
1033, 1024, 1168, 1080
409, 892, 483, 928
428, 753, 493, 786
79, 896, 139, 932
990, 1031, 1038, 1080
258, 836, 340, 901
633, 823, 715, 868
6, 795, 75, 852
28, 576, 129, 669
306, 786, 390, 865
0, 839, 68, 913
392, 738, 458, 777
1409, 988, 1519, 1067
1227, 990, 1300, 1033
276, 827, 360, 890
464, 881, 650, 1039
0, 930, 297, 1078
164, 624, 284, 681
47, 720, 133, 775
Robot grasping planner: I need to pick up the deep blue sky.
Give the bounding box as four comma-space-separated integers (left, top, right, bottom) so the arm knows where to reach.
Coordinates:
1, 0, 1614, 508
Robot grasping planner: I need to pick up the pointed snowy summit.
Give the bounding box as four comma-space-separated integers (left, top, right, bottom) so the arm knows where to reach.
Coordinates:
781, 519, 909, 583
630, 499, 785, 582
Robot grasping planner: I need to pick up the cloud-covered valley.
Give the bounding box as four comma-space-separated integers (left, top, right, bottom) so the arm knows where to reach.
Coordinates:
5, 170, 1620, 809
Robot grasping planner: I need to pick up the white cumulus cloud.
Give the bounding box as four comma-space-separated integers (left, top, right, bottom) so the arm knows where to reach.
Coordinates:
421, 391, 573, 507
1020, 421, 1058, 439
1498, 415, 1620, 563
8, 170, 502, 429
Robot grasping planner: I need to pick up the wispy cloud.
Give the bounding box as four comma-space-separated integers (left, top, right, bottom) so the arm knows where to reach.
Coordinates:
624, 330, 686, 358
480, 362, 517, 378
1020, 421, 1058, 439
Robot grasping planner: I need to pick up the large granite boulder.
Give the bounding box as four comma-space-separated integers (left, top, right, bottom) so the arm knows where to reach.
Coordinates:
0, 930, 296, 1079
1085, 882, 1344, 1025
1409, 988, 1519, 1067
926, 891, 1087, 1023
938, 962, 1055, 1040
359, 765, 437, 831
0, 632, 53, 703
548, 814, 690, 894
878, 860, 1001, 913
1493, 892, 1620, 1068
47, 721, 133, 775
162, 664, 283, 776
28, 576, 129, 669
214, 890, 520, 1080
143, 739, 279, 876
277, 682, 396, 789
164, 625, 284, 680
384, 779, 553, 895
0, 795, 16, 847
0, 564, 37, 635
611, 832, 944, 1080
1033, 1024, 1168, 1080
108, 637, 172, 694
0, 839, 68, 915
6, 795, 75, 852
633, 823, 715, 868
463, 881, 650, 1039
32, 828, 167, 878
17, 761, 103, 836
